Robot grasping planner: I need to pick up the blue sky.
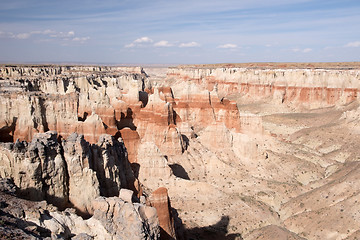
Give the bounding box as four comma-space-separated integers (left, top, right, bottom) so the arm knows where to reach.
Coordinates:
0, 0, 359, 64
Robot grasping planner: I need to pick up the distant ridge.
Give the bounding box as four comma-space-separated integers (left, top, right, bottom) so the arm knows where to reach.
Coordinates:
181, 62, 360, 70
1, 62, 360, 70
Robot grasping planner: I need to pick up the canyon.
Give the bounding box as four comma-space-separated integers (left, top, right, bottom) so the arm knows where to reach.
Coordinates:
1, 63, 360, 239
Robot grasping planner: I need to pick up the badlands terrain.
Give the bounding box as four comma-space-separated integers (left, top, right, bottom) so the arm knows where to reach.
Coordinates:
1, 63, 360, 239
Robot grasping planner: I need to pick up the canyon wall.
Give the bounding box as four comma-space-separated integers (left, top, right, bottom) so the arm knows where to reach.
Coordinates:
167, 67, 360, 109
0, 65, 243, 164
2, 64, 360, 239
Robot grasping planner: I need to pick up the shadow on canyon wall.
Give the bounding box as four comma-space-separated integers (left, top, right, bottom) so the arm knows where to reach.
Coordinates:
169, 164, 190, 180
117, 108, 137, 130
0, 117, 17, 142
139, 91, 149, 107
131, 163, 140, 179
78, 112, 88, 122
181, 134, 189, 151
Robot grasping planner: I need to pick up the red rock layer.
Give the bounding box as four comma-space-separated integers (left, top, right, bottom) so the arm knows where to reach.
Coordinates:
119, 128, 140, 163
9, 66, 349, 163
167, 68, 360, 108
212, 82, 358, 106
173, 92, 240, 132
149, 187, 176, 240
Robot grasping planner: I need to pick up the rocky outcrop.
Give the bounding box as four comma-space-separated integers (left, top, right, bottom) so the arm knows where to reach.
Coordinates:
0, 179, 160, 239
0, 131, 135, 216
149, 187, 176, 240
0, 131, 68, 209
92, 134, 135, 197
62, 133, 100, 215
0, 129, 159, 239
89, 196, 159, 239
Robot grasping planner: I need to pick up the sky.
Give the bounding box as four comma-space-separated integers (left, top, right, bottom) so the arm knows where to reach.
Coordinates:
0, 0, 360, 64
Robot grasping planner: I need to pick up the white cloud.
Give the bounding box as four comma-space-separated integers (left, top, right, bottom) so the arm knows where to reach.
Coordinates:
345, 41, 360, 47
50, 31, 75, 38
134, 36, 153, 43
29, 30, 55, 36
0, 31, 34, 39
43, 29, 56, 35
179, 41, 200, 47
0, 31, 14, 38
45, 30, 89, 43
0, 29, 89, 44
125, 38, 200, 48
154, 40, 173, 47
125, 43, 136, 48
125, 36, 154, 48
14, 33, 31, 39
72, 37, 90, 43
292, 47, 312, 53
217, 43, 237, 48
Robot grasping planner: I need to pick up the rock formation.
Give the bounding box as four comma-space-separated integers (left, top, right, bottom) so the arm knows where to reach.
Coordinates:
2, 63, 360, 239
0, 178, 159, 239
0, 131, 69, 209
149, 187, 176, 240
167, 67, 360, 109
62, 132, 100, 215
0, 131, 135, 217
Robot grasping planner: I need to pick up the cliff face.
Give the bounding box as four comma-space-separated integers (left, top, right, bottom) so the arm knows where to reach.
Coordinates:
0, 66, 242, 164
167, 67, 360, 109
0, 66, 147, 143
0, 131, 135, 215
